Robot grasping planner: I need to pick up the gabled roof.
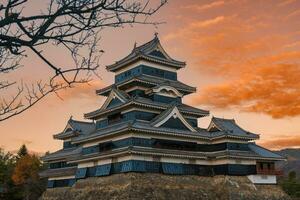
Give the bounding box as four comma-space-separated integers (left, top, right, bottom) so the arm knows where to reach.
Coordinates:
248, 143, 285, 160
106, 35, 186, 72
100, 87, 130, 110
71, 119, 259, 145
97, 74, 196, 96
151, 104, 197, 132
41, 146, 82, 162
53, 117, 95, 140
207, 117, 259, 140
71, 120, 211, 144
84, 96, 209, 119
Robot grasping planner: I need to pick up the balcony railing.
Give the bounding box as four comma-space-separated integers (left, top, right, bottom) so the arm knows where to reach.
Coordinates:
256, 169, 283, 175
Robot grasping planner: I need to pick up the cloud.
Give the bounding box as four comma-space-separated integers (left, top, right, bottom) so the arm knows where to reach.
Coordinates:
56, 80, 104, 101
166, 1, 300, 118
184, 1, 225, 11
164, 16, 227, 41
259, 136, 300, 150
191, 16, 225, 28
285, 9, 300, 20
188, 63, 300, 118
277, 0, 297, 7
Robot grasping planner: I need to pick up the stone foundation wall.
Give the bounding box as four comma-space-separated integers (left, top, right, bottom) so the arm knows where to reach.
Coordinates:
41, 173, 290, 200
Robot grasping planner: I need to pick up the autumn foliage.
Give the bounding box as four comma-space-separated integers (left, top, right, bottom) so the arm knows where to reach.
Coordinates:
0, 145, 46, 200
12, 154, 41, 185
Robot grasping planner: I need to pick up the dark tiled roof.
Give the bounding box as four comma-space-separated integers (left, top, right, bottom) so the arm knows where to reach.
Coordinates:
150, 104, 178, 125
248, 143, 285, 160
71, 120, 211, 144
68, 145, 283, 164
208, 117, 259, 139
84, 96, 209, 119
106, 36, 186, 72
72, 119, 259, 145
132, 120, 210, 138
96, 74, 196, 96
39, 167, 77, 178
53, 118, 95, 140
41, 147, 82, 162
111, 86, 130, 101
72, 121, 131, 143
69, 119, 95, 134
149, 104, 197, 132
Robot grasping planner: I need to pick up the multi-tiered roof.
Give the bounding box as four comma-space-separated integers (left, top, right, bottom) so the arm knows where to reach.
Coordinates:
41, 35, 284, 188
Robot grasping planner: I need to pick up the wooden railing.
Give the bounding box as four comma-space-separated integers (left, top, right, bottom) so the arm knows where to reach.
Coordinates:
256, 169, 283, 175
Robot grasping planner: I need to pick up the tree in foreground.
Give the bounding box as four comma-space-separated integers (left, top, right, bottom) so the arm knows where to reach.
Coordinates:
280, 171, 300, 198
17, 144, 28, 158
0, 145, 47, 200
0, 0, 166, 121
0, 148, 16, 199
12, 154, 45, 200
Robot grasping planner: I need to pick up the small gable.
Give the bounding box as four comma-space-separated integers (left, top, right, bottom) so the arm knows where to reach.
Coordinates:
149, 50, 167, 59
207, 121, 221, 132
152, 106, 196, 132
160, 117, 191, 131
106, 98, 123, 109
101, 88, 128, 110
63, 123, 74, 133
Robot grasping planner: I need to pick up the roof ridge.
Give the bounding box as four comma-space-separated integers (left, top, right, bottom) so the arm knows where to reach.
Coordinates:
69, 119, 94, 124
150, 104, 177, 125
212, 116, 235, 121
106, 36, 185, 71
134, 36, 158, 51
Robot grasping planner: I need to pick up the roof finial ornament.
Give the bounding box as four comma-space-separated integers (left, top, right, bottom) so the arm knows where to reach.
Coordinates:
133, 42, 137, 49
154, 32, 158, 38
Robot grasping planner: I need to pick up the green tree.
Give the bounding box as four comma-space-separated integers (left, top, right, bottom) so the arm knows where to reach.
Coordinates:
0, 148, 18, 200
288, 171, 296, 181
280, 171, 300, 198
17, 144, 28, 158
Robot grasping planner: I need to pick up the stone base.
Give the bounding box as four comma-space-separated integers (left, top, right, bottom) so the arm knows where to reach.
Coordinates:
41, 173, 290, 200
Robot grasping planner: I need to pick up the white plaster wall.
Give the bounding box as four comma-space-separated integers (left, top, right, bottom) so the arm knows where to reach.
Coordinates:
160, 157, 190, 164
247, 175, 277, 184
49, 175, 75, 181
78, 162, 95, 168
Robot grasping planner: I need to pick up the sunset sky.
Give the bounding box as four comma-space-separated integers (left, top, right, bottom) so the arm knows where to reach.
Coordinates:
1, 0, 300, 153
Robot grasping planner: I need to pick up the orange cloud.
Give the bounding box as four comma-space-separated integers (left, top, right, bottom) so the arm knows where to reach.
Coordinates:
191, 16, 225, 28
277, 0, 297, 7
188, 63, 300, 118
259, 136, 300, 150
56, 80, 104, 101
184, 1, 225, 11
167, 0, 300, 118
285, 9, 300, 20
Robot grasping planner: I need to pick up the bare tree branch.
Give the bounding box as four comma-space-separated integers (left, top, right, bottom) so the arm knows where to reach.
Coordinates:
0, 0, 167, 121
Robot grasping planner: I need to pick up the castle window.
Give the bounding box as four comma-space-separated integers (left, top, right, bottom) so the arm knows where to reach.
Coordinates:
99, 141, 114, 152
260, 163, 264, 170
108, 113, 122, 125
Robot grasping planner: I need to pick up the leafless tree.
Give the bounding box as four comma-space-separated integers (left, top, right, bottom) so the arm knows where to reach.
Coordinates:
0, 0, 166, 121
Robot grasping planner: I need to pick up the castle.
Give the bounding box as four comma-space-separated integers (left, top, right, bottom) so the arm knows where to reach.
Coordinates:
40, 35, 284, 188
